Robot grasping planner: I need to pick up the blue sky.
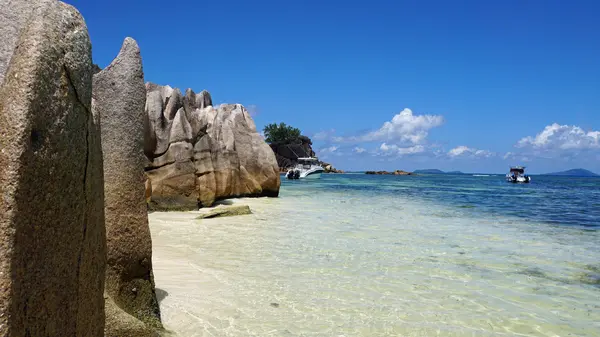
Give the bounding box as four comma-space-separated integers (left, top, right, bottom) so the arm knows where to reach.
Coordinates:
66, 0, 600, 173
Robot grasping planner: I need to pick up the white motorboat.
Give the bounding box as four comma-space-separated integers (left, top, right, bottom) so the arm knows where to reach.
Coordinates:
506, 166, 531, 183
286, 157, 324, 179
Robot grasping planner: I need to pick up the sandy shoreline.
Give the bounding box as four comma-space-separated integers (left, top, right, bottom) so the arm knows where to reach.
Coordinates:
150, 199, 275, 336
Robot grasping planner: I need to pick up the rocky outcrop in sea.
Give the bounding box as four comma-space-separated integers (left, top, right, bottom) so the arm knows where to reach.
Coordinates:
144, 83, 280, 209
322, 162, 345, 174
365, 170, 413, 175
269, 136, 343, 173
269, 136, 316, 169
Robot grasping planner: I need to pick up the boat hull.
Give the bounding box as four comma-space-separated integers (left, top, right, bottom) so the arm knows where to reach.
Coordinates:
286, 157, 325, 180
302, 171, 322, 179
287, 168, 324, 180
506, 175, 531, 183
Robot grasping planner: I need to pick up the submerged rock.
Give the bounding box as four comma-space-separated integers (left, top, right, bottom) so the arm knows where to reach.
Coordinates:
196, 205, 252, 219
144, 83, 280, 208
0, 1, 105, 335
93, 38, 162, 332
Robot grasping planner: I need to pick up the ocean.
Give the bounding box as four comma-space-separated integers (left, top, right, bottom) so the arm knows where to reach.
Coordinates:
150, 174, 600, 336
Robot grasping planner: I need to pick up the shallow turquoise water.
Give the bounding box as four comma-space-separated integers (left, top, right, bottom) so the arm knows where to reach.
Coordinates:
151, 174, 600, 336
306, 173, 600, 229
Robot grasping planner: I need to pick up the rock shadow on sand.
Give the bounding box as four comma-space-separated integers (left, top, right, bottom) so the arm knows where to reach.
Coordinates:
155, 288, 169, 304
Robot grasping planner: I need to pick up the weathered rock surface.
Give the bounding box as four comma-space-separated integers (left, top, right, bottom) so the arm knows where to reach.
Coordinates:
104, 296, 158, 337
145, 83, 280, 208
0, 1, 105, 335
93, 38, 162, 333
196, 205, 252, 219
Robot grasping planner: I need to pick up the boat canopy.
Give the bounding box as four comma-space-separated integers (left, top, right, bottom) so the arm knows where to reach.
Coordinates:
297, 157, 319, 162
509, 166, 525, 174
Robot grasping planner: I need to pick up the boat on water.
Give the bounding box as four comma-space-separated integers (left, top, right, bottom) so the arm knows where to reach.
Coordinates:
286, 157, 324, 180
506, 166, 531, 183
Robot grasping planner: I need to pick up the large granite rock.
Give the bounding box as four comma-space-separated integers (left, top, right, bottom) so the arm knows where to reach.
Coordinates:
92, 38, 162, 334
196, 205, 252, 219
0, 1, 106, 335
145, 83, 280, 209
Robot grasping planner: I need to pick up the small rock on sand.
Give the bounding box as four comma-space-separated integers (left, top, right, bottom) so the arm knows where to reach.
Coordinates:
196, 205, 252, 219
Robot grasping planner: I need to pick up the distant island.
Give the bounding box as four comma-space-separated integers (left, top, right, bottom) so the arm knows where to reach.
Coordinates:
543, 168, 599, 177
447, 170, 465, 174
413, 169, 465, 175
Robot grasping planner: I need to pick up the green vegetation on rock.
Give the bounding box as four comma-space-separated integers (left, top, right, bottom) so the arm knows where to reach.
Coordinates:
263, 122, 301, 144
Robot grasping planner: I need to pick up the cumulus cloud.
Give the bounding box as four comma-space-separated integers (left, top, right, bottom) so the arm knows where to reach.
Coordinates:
366, 109, 443, 143
517, 123, 600, 150
329, 108, 444, 145
353, 147, 366, 154
448, 146, 494, 158
379, 143, 426, 156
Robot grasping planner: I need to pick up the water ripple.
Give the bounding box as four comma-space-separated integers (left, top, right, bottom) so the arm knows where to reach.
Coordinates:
151, 174, 600, 336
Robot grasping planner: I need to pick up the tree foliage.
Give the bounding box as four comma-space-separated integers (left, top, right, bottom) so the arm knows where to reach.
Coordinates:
263, 122, 301, 144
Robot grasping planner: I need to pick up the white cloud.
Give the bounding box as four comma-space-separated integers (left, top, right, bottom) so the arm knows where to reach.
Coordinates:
517, 123, 600, 150
334, 108, 444, 145
448, 146, 494, 158
318, 145, 338, 154
448, 146, 470, 157
368, 109, 443, 143
379, 143, 425, 156
353, 147, 366, 154
474, 149, 494, 157
246, 104, 259, 117
313, 129, 336, 141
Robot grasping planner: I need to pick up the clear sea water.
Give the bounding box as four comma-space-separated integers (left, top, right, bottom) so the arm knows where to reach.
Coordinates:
150, 174, 600, 337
